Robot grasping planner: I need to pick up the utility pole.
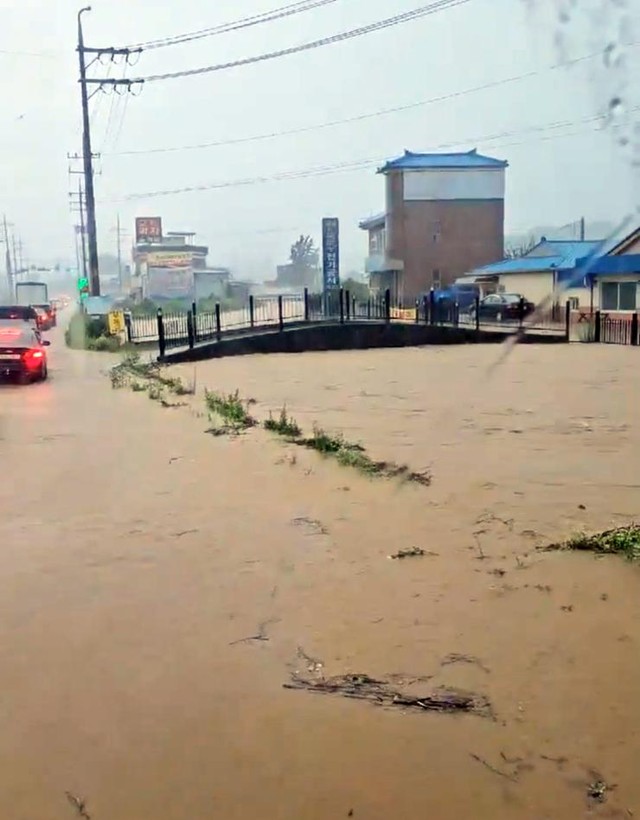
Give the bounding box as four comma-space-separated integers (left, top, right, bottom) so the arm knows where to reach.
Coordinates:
78, 182, 89, 282
76, 8, 143, 298
116, 214, 122, 292
3, 215, 13, 298
77, 7, 100, 297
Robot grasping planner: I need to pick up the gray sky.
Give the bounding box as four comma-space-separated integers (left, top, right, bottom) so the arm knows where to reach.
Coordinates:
1, 0, 639, 277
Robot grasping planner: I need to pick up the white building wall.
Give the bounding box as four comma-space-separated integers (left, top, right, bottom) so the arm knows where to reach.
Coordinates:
403, 168, 505, 201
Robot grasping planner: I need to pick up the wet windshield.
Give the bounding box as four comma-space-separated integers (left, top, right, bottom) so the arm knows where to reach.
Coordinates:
1, 1, 639, 819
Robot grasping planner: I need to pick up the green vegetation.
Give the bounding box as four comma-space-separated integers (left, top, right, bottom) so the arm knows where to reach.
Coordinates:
204, 389, 256, 432
547, 525, 640, 562
264, 407, 302, 438
110, 352, 195, 401
65, 311, 120, 352
294, 425, 432, 485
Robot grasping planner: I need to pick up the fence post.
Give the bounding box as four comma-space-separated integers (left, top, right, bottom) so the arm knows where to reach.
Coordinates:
157, 308, 165, 358
429, 288, 436, 325
422, 295, 428, 324
415, 300, 419, 323
345, 289, 351, 321
123, 311, 132, 343
454, 302, 460, 327
518, 296, 526, 328
187, 310, 195, 349
215, 303, 222, 341
632, 312, 639, 346
339, 288, 345, 324
474, 296, 480, 332
249, 294, 255, 327
367, 298, 371, 320
384, 288, 391, 323
594, 310, 601, 343
304, 288, 309, 322
191, 301, 198, 343
278, 294, 284, 331
565, 300, 571, 341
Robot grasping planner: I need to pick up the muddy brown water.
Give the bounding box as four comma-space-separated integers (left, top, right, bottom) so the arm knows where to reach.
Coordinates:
1, 332, 639, 819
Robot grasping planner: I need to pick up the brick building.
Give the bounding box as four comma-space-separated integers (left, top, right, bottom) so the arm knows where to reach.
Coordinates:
360, 149, 507, 302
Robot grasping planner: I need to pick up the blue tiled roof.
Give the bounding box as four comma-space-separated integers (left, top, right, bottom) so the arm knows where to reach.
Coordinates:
379, 149, 508, 173
472, 256, 567, 275
525, 239, 603, 265
472, 240, 604, 276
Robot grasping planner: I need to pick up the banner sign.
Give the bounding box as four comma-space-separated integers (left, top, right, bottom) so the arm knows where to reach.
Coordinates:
322, 217, 340, 292
135, 217, 163, 244
146, 252, 192, 268
147, 268, 192, 299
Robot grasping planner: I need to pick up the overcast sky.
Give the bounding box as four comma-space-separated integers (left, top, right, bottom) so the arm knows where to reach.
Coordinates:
1, 0, 638, 278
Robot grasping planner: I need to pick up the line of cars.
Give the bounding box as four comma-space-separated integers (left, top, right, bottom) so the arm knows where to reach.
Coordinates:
0, 305, 51, 385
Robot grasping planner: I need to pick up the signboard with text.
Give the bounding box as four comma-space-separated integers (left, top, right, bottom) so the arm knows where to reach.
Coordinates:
322, 217, 340, 294
135, 217, 163, 244
146, 252, 192, 268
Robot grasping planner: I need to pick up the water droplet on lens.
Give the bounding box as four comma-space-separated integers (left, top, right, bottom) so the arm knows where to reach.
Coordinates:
608, 97, 625, 120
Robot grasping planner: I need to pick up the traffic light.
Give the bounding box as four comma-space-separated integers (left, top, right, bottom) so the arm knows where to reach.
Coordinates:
77, 276, 89, 300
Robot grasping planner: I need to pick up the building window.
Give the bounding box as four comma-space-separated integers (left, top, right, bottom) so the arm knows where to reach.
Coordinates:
432, 268, 441, 288
601, 281, 637, 311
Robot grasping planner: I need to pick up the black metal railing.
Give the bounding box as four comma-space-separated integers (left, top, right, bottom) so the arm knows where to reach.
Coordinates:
123, 289, 573, 358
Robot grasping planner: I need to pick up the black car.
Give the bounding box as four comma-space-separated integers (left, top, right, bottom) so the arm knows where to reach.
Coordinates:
0, 305, 39, 324
0, 325, 50, 383
470, 293, 535, 323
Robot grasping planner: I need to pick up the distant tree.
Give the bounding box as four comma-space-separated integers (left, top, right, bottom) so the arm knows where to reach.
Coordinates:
283, 235, 319, 288
504, 236, 537, 259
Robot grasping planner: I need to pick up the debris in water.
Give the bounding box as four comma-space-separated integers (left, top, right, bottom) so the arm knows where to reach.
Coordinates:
284, 672, 492, 717
469, 753, 518, 783
587, 778, 615, 805
65, 792, 91, 819
441, 653, 490, 674
389, 547, 426, 560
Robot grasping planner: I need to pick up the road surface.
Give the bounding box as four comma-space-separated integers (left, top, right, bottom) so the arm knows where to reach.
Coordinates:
1, 324, 640, 819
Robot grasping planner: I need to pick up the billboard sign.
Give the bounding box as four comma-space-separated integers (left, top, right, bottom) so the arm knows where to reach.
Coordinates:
135, 217, 163, 244
322, 217, 340, 293
146, 252, 192, 268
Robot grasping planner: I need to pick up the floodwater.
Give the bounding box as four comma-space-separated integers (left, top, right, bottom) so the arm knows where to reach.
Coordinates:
1, 331, 640, 819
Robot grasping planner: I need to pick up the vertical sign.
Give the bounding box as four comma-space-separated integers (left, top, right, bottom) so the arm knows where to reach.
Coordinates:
322, 217, 340, 294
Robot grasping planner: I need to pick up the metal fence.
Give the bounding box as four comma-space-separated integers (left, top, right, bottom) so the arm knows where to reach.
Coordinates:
126, 289, 572, 357
572, 311, 640, 346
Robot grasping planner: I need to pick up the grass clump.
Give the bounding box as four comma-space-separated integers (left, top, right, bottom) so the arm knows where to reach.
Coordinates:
296, 425, 432, 485
264, 407, 302, 438
204, 389, 256, 432
546, 525, 640, 562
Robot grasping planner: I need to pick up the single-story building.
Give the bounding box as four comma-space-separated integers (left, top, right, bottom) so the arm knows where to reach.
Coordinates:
456, 239, 603, 308
578, 226, 640, 313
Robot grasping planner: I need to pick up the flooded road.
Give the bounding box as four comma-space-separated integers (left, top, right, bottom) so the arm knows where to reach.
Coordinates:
1, 332, 640, 819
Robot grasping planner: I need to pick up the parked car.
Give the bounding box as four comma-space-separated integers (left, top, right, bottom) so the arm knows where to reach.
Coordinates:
470, 293, 535, 323
0, 325, 50, 383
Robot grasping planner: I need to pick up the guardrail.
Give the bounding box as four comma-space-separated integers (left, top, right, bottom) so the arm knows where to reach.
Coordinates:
125, 289, 572, 357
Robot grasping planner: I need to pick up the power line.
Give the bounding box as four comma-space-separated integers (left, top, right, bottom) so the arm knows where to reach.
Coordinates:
127, 0, 338, 51
132, 0, 472, 83
110, 43, 639, 157
117, 108, 638, 201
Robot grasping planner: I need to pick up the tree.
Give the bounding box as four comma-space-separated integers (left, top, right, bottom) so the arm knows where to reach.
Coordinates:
290, 235, 319, 269
504, 235, 537, 259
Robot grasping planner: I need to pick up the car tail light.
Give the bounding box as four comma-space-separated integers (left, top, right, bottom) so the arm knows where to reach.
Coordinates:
23, 348, 44, 368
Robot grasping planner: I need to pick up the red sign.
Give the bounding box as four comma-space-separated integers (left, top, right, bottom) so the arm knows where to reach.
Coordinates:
135, 217, 163, 244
